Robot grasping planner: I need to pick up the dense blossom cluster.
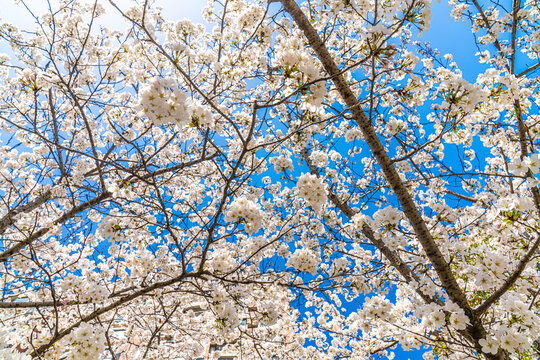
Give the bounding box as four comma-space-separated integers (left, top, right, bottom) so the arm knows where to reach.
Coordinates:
137, 77, 190, 126
286, 248, 320, 275
0, 331, 30, 360
208, 248, 238, 273
224, 196, 264, 234
296, 173, 327, 213
96, 216, 124, 243
508, 154, 540, 176
62, 323, 106, 360
211, 290, 241, 329
372, 206, 402, 227
273, 35, 328, 109
1, 0, 540, 359
270, 154, 294, 172
60, 274, 108, 303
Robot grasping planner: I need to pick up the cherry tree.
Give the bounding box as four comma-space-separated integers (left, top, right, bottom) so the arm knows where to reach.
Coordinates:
0, 0, 539, 359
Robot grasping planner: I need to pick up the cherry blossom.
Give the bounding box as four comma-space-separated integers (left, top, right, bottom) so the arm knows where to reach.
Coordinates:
0, 0, 539, 359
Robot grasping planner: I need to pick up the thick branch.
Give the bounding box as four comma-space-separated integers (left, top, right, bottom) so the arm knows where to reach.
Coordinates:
300, 149, 441, 306
0, 190, 52, 236
510, 0, 520, 73
278, 2, 512, 357
518, 62, 540, 78
281, 0, 468, 310
0, 191, 110, 263
0, 300, 57, 309
476, 234, 540, 314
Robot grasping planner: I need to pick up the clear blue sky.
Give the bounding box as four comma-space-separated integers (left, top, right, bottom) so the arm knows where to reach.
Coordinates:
424, 0, 483, 81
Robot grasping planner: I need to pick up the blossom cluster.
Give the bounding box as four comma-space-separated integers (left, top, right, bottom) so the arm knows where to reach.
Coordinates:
296, 173, 327, 213
270, 155, 294, 173
211, 290, 241, 330
0, 330, 30, 360
61, 274, 108, 302
372, 206, 402, 227
286, 248, 320, 275
509, 154, 540, 176
137, 77, 190, 126
273, 35, 327, 109
258, 301, 279, 326
361, 295, 394, 321
224, 196, 263, 234
97, 216, 124, 243
209, 248, 238, 273
63, 323, 106, 360
418, 303, 470, 332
